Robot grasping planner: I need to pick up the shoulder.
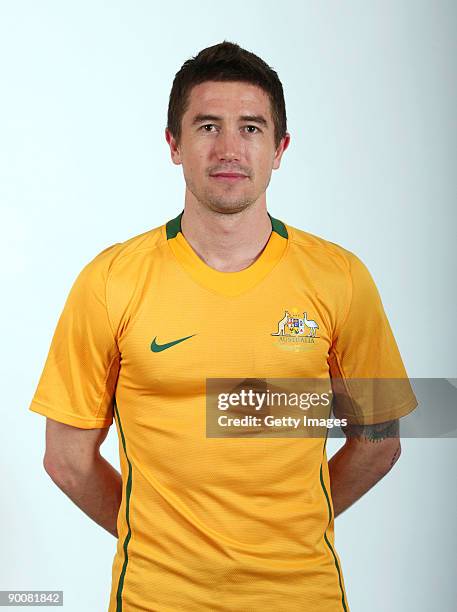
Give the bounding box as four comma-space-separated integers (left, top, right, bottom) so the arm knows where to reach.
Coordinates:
283, 220, 367, 276
286, 221, 359, 264
280, 221, 380, 307
80, 224, 166, 280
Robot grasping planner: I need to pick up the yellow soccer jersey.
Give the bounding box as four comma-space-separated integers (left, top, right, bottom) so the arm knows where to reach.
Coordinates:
29, 210, 418, 611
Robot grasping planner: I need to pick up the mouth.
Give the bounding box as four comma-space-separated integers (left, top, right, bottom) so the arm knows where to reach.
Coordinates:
210, 173, 248, 182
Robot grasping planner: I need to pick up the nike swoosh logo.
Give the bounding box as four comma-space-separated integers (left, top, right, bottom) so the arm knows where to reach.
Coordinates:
150, 334, 196, 353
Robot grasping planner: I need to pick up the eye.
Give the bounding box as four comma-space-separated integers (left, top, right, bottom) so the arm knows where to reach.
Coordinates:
244, 125, 260, 134
200, 124, 261, 134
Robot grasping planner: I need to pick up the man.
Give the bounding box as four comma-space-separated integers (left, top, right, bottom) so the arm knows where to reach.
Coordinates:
29, 41, 417, 611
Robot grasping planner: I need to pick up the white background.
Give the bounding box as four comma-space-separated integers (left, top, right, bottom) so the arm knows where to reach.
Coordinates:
1, 1, 456, 610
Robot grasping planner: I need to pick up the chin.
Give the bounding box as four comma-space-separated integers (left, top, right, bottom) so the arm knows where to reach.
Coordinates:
206, 200, 254, 214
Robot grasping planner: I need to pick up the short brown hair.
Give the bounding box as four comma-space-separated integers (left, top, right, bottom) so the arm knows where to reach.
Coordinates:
167, 40, 287, 150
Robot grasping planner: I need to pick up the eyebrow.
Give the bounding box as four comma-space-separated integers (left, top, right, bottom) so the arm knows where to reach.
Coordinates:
190, 113, 269, 127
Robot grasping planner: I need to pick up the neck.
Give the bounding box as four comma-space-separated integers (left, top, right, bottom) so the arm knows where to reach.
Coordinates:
180, 200, 273, 273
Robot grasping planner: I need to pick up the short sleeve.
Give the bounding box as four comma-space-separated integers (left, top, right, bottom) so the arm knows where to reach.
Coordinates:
28, 245, 121, 429
328, 251, 418, 425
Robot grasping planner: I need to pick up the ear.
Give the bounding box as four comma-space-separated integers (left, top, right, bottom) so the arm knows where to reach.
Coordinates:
273, 133, 291, 171
165, 128, 182, 166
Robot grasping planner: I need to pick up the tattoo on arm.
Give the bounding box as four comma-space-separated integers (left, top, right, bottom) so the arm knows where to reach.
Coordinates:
389, 445, 401, 469
342, 418, 400, 443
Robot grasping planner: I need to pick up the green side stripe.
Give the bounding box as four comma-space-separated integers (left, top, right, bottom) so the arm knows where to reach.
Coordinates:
268, 213, 288, 238
114, 398, 132, 612
166, 211, 183, 239
165, 210, 288, 240
320, 434, 348, 612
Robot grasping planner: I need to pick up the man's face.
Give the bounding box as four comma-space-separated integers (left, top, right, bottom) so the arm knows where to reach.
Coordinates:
165, 80, 290, 214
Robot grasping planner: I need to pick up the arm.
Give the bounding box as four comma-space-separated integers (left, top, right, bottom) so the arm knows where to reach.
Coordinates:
328, 418, 401, 518
43, 417, 122, 538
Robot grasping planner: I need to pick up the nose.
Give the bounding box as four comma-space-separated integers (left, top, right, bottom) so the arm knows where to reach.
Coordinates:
214, 128, 242, 162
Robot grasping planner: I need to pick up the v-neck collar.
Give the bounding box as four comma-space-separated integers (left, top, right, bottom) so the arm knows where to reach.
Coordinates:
163, 210, 289, 297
